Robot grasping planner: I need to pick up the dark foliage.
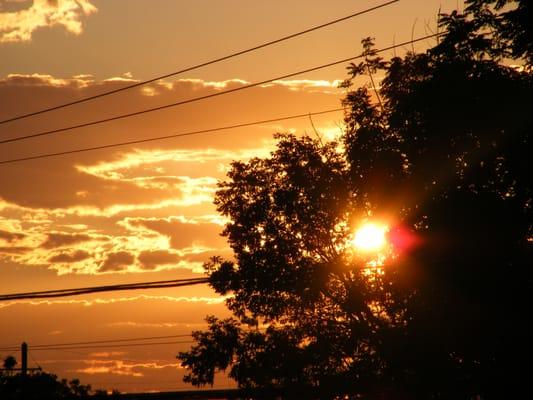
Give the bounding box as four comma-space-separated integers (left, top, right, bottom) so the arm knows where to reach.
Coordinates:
178, 1, 532, 398
0, 372, 91, 400
0, 356, 119, 400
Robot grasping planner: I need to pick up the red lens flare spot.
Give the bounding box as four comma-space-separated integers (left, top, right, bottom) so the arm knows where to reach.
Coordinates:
388, 225, 419, 253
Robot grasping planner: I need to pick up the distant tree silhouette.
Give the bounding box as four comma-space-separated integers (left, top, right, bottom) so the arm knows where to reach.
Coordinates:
0, 362, 101, 400
3, 356, 17, 370
178, 1, 532, 398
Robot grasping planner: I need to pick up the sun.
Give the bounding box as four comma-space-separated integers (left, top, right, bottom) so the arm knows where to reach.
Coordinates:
351, 223, 389, 252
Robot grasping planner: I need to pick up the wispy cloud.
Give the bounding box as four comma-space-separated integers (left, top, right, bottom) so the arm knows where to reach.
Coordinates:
106, 321, 206, 329
75, 359, 184, 376
88, 352, 127, 358
0, 0, 97, 44
0, 73, 94, 87
0, 228, 25, 242
0, 294, 227, 309
75, 147, 273, 178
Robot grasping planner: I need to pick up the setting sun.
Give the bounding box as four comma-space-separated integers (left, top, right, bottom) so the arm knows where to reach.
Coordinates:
351, 223, 389, 252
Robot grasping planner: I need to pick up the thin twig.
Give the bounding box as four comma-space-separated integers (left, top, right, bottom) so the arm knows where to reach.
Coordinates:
308, 113, 324, 147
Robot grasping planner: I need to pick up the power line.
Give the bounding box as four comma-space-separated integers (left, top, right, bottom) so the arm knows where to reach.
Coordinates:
29, 352, 42, 370
0, 340, 196, 352
0, 108, 343, 165
0, 33, 440, 146
0, 0, 398, 125
0, 277, 209, 301
0, 327, 270, 352
1, 334, 194, 351
17, 340, 195, 351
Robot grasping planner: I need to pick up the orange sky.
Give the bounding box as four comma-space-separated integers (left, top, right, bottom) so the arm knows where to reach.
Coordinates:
0, 0, 460, 393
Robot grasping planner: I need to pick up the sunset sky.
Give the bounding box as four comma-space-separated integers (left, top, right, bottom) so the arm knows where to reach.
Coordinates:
0, 0, 459, 393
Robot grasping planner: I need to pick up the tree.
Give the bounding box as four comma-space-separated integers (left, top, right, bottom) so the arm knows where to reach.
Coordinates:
178, 1, 532, 398
0, 367, 94, 400
3, 356, 17, 372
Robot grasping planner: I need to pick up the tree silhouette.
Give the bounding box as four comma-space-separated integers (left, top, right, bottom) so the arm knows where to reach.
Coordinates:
0, 363, 98, 400
2, 356, 17, 376
178, 1, 532, 398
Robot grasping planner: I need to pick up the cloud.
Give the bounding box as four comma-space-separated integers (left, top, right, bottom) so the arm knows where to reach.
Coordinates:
0, 294, 227, 309
40, 232, 95, 249
138, 78, 342, 97
0, 228, 25, 242
0, 0, 97, 44
0, 73, 93, 87
0, 72, 343, 278
0, 245, 31, 254
0, 210, 214, 275
99, 251, 135, 272
106, 321, 200, 329
160, 78, 249, 91
0, 73, 341, 212
75, 148, 273, 179
119, 216, 226, 250
75, 359, 183, 377
137, 249, 181, 270
266, 79, 344, 93
75, 360, 142, 377
88, 352, 127, 358
48, 249, 91, 263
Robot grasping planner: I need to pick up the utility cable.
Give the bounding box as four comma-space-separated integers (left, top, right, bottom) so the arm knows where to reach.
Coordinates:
26, 334, 194, 349
0, 335, 194, 351
0, 108, 343, 165
0, 328, 270, 351
0, 0, 399, 125
28, 340, 194, 351
0, 33, 440, 146
29, 352, 42, 370
0, 277, 209, 301
0, 340, 196, 352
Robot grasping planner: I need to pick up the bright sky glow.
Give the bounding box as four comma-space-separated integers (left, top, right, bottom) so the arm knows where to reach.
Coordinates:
351, 223, 389, 252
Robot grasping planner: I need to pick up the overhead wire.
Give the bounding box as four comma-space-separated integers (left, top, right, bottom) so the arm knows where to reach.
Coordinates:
29, 352, 42, 370
22, 340, 195, 351
0, 327, 271, 352
0, 334, 195, 351
0, 108, 343, 165
0, 340, 195, 353
0, 33, 441, 146
0, 277, 209, 301
0, 0, 399, 125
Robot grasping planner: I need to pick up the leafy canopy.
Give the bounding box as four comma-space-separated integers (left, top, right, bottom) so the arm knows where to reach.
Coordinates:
178, 1, 532, 398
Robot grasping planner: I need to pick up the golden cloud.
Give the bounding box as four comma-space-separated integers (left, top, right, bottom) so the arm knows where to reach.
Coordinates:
40, 232, 100, 249
266, 79, 344, 93
75, 359, 184, 376
106, 321, 206, 329
75, 147, 274, 179
135, 78, 343, 97
0, 245, 32, 254
88, 352, 127, 358
2, 211, 227, 274
0, 71, 342, 281
48, 249, 91, 263
98, 250, 135, 272
0, 196, 213, 218
118, 216, 227, 250
0, 0, 97, 44
0, 294, 227, 309
137, 249, 181, 270
0, 73, 94, 87
0, 228, 25, 242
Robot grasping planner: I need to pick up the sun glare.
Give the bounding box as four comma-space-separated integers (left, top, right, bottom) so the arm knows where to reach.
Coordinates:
351, 223, 389, 252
